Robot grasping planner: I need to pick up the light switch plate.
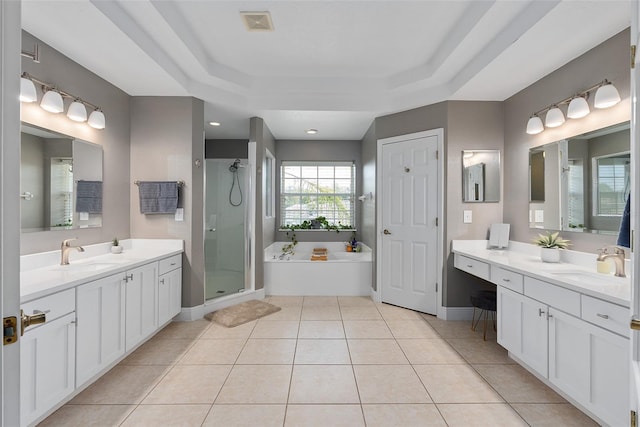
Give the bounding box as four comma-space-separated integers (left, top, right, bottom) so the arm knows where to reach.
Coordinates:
534, 210, 544, 223
463, 210, 472, 224
175, 208, 184, 222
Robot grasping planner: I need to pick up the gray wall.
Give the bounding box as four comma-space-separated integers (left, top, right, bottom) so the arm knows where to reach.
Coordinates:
360, 122, 377, 289
250, 117, 277, 290
374, 101, 504, 307
20, 31, 131, 254
275, 139, 362, 243
130, 96, 205, 308
504, 28, 630, 253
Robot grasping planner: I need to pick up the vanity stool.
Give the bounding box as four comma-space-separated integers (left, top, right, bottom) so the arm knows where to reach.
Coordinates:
470, 290, 497, 341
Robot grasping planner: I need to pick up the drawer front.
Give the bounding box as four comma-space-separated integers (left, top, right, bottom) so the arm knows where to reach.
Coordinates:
581, 295, 629, 337
21, 288, 75, 325
490, 266, 523, 293
158, 254, 182, 275
454, 254, 489, 281
524, 277, 580, 317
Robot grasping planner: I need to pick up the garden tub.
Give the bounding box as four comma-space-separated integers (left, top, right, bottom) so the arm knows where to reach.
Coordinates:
264, 241, 372, 296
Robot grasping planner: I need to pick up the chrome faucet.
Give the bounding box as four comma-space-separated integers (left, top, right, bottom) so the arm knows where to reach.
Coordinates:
596, 246, 626, 277
60, 238, 84, 265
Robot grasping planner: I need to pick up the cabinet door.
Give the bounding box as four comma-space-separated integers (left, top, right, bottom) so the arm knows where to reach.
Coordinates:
497, 286, 548, 376
125, 262, 159, 351
158, 268, 182, 326
76, 273, 126, 386
21, 313, 76, 427
548, 308, 590, 404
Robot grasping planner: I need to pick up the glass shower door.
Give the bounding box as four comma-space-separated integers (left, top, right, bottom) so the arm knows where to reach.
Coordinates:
204, 159, 248, 300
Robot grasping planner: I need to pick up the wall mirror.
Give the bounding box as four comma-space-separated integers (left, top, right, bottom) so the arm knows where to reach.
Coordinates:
528, 121, 630, 234
462, 150, 500, 202
20, 123, 103, 232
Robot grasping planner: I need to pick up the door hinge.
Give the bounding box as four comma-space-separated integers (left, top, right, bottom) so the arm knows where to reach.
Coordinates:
435, 217, 439, 227
436, 150, 439, 160
631, 409, 637, 427
3, 316, 18, 345
435, 283, 438, 292
632, 45, 636, 69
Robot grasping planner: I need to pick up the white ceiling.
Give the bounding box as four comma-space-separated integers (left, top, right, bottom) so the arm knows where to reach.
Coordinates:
21, 0, 631, 140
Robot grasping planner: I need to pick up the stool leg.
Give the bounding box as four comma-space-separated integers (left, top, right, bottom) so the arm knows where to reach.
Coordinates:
482, 309, 488, 341
471, 307, 482, 332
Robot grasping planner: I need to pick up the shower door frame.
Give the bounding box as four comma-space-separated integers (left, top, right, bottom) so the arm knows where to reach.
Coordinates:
203, 143, 256, 300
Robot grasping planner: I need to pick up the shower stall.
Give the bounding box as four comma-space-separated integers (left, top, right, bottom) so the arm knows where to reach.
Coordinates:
204, 156, 254, 300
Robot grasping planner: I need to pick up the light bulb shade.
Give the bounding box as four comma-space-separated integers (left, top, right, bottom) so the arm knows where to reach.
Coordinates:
40, 90, 64, 113
67, 101, 87, 122
20, 77, 37, 103
526, 116, 544, 134
88, 110, 106, 129
545, 107, 565, 128
594, 83, 621, 109
566, 96, 590, 119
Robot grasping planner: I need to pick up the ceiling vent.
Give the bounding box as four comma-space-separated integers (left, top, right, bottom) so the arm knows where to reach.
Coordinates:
240, 11, 274, 32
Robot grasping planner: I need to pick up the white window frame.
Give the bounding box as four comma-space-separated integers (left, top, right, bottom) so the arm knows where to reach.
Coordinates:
264, 148, 275, 219
592, 152, 630, 217
279, 161, 356, 229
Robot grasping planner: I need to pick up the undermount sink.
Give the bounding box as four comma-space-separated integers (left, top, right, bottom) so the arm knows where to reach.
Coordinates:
49, 262, 120, 273
548, 270, 628, 286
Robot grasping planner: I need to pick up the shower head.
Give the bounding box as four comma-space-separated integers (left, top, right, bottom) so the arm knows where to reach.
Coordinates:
229, 159, 241, 172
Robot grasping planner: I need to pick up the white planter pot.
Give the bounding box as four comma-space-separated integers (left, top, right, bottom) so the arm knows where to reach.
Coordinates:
111, 245, 123, 254
540, 247, 560, 263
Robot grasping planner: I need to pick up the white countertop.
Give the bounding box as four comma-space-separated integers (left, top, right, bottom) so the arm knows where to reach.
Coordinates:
21, 239, 184, 303
452, 240, 631, 307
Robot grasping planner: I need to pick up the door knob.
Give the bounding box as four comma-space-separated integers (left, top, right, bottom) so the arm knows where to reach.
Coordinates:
631, 318, 640, 330
383, 229, 391, 235
21, 309, 46, 336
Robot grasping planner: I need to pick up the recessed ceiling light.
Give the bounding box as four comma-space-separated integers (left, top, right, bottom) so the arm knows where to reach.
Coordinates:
305, 129, 318, 135
209, 121, 221, 126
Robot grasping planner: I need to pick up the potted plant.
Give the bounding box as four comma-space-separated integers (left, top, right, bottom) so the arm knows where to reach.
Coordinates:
111, 237, 123, 254
533, 231, 570, 263
281, 232, 297, 257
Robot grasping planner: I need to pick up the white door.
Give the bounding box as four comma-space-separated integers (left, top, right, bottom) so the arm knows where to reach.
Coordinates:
631, 1, 640, 422
1, 2, 23, 426
378, 130, 441, 314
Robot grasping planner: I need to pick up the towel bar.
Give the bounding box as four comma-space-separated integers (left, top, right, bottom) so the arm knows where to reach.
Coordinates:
134, 180, 184, 187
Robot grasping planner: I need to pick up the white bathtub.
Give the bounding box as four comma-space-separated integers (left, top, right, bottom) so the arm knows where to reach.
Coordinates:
264, 241, 372, 296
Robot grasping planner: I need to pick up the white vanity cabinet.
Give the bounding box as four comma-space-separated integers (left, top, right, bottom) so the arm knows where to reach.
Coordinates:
453, 247, 630, 427
497, 286, 548, 376
158, 254, 182, 326
125, 262, 159, 351
76, 273, 126, 387
20, 289, 76, 427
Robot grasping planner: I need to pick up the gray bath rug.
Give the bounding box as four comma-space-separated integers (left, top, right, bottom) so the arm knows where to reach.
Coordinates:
204, 300, 281, 327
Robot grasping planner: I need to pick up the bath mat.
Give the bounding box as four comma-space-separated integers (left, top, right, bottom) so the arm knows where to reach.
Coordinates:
204, 300, 281, 328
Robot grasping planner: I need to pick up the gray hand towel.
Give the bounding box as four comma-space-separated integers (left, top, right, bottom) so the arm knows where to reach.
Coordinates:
138, 181, 179, 214
76, 180, 103, 213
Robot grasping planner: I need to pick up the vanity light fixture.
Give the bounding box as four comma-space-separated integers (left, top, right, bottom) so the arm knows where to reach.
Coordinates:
19, 73, 37, 103
545, 106, 565, 128
566, 96, 590, 119
19, 72, 106, 129
67, 100, 88, 122
526, 115, 544, 135
594, 80, 621, 109
525, 79, 620, 135
305, 129, 318, 135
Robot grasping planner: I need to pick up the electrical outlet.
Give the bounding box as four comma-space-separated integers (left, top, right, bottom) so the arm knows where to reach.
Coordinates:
463, 210, 472, 224
534, 210, 544, 223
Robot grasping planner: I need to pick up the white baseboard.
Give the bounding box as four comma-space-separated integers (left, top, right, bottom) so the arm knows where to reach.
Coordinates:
438, 306, 474, 321
175, 289, 266, 321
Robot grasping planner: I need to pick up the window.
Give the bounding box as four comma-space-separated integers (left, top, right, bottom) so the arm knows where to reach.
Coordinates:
595, 154, 630, 216
50, 157, 73, 227
567, 159, 584, 228
280, 161, 355, 228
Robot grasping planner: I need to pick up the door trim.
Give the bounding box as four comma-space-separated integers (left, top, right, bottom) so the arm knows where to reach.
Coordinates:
376, 129, 444, 317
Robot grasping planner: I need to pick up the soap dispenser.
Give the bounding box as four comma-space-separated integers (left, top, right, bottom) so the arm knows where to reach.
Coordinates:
596, 249, 610, 274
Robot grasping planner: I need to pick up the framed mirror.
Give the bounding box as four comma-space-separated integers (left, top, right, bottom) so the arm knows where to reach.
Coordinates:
528, 122, 630, 234
462, 150, 500, 202
20, 123, 103, 232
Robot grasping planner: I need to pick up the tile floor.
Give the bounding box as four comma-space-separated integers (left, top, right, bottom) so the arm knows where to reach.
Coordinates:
40, 296, 600, 426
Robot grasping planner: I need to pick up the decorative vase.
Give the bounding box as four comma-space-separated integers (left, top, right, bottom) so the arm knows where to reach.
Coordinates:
111, 245, 123, 254
540, 247, 560, 263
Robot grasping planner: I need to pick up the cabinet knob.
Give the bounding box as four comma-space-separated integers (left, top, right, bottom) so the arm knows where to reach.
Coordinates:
596, 313, 609, 319
160, 279, 165, 284
538, 308, 545, 317
502, 278, 510, 282
466, 265, 473, 268
124, 273, 133, 282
